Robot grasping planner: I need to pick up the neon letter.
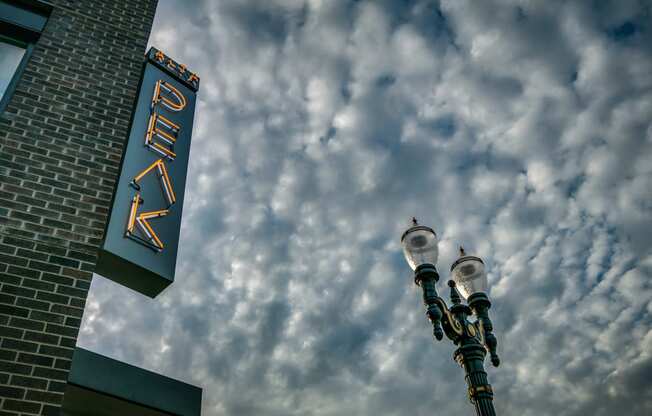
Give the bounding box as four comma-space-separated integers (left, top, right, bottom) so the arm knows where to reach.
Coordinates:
125, 193, 169, 252
144, 113, 180, 160
130, 158, 176, 207
151, 80, 186, 112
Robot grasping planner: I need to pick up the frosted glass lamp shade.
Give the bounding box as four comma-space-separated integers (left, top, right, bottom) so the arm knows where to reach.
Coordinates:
401, 225, 439, 270
451, 254, 487, 299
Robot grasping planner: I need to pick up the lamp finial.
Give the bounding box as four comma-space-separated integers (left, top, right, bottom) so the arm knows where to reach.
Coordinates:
459, 246, 466, 256
412, 217, 418, 226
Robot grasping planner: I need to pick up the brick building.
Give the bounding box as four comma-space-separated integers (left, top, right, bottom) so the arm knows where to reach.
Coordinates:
0, 1, 200, 415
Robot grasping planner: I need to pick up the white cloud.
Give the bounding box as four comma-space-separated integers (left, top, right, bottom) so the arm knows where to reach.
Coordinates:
80, 1, 652, 415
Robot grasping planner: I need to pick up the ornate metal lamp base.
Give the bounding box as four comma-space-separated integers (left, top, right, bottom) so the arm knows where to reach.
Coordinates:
455, 344, 496, 416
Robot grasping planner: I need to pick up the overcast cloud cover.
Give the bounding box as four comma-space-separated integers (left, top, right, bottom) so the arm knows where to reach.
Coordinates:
79, 1, 652, 415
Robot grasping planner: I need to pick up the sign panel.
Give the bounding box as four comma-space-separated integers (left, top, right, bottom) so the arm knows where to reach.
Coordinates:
96, 47, 200, 297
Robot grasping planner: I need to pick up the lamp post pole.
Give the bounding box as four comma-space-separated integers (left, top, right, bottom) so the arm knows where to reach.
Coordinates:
402, 219, 500, 416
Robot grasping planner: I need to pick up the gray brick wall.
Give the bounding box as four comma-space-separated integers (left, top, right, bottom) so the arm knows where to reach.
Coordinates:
0, 1, 158, 414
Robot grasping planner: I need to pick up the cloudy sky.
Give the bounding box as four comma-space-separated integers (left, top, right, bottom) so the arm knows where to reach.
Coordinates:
79, 1, 652, 415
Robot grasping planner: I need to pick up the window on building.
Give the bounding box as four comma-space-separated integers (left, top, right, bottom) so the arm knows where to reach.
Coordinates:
0, 35, 26, 101
0, 0, 52, 112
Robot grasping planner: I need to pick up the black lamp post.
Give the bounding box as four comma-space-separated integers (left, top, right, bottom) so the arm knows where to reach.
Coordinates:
401, 218, 500, 416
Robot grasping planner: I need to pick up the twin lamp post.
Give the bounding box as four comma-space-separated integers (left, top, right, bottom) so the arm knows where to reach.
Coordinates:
401, 218, 500, 416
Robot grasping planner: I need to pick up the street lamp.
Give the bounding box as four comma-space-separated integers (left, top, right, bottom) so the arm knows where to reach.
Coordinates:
401, 218, 500, 416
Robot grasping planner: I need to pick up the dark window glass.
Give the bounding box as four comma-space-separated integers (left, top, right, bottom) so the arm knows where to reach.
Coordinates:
0, 0, 51, 112
0, 35, 26, 101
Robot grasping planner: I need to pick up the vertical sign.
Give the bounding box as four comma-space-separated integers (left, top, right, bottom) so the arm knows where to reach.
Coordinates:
96, 47, 200, 297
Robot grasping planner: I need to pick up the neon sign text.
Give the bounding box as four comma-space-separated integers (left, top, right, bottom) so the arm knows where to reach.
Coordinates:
125, 78, 188, 252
